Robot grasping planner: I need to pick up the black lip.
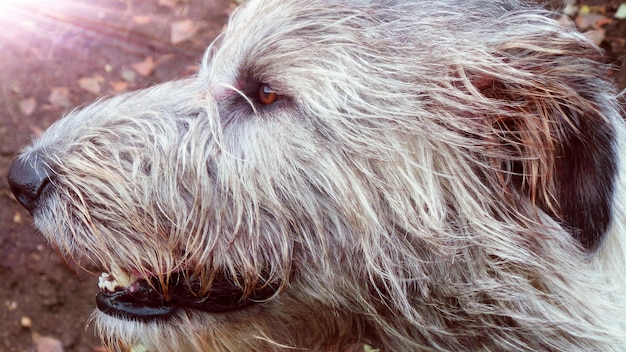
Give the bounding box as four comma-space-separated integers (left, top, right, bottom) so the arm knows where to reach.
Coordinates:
96, 272, 279, 321
96, 286, 176, 320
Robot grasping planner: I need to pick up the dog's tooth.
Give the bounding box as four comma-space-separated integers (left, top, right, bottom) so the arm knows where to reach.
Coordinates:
110, 264, 132, 288
98, 272, 109, 291
104, 281, 115, 292
98, 272, 119, 292
98, 271, 132, 293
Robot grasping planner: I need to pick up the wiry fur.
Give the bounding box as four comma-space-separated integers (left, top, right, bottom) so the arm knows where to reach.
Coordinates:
13, 0, 626, 350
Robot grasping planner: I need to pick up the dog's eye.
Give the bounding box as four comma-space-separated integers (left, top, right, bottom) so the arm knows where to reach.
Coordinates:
258, 84, 282, 105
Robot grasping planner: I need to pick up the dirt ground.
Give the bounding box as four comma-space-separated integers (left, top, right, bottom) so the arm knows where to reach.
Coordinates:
0, 1, 624, 351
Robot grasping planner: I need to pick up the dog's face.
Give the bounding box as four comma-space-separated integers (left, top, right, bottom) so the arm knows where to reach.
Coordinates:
8, 0, 623, 350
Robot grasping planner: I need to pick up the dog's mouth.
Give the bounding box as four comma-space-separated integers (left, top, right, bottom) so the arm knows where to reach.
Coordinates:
96, 267, 279, 321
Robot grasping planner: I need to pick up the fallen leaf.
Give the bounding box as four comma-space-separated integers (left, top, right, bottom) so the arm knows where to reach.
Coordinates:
6, 301, 17, 311
19, 97, 36, 116
30, 252, 41, 261
48, 87, 70, 107
32, 332, 63, 352
584, 28, 606, 45
121, 68, 137, 83
13, 211, 22, 224
183, 64, 200, 75
154, 53, 175, 66
557, 14, 576, 27
158, 0, 177, 8
562, 3, 578, 17
78, 76, 102, 94
170, 19, 197, 44
615, 4, 626, 19
132, 16, 151, 24
596, 16, 613, 27
132, 56, 155, 77
579, 5, 592, 15
29, 125, 44, 137
21, 316, 32, 328
109, 80, 129, 93
575, 13, 608, 30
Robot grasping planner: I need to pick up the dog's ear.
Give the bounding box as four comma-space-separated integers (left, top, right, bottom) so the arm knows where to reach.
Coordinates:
472, 37, 619, 251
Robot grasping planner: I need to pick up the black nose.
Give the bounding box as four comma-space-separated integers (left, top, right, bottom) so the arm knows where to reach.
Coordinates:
7, 156, 51, 214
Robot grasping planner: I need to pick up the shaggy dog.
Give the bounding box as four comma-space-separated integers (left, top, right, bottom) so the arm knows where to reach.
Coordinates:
8, 0, 626, 350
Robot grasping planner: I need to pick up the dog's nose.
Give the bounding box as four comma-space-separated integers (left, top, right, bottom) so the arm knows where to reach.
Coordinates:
7, 156, 51, 214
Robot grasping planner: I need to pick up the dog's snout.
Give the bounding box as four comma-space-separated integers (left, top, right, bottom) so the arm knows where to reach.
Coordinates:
8, 156, 52, 214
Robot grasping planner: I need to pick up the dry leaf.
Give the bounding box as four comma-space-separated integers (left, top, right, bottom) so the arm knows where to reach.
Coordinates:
575, 13, 607, 31
48, 87, 70, 107
20, 316, 32, 328
132, 16, 151, 24
557, 14, 576, 27
562, 4, 578, 17
109, 81, 129, 93
184, 64, 200, 75
616, 4, 626, 19
29, 125, 44, 137
227, 2, 239, 14
32, 332, 63, 352
132, 56, 155, 77
158, 0, 177, 8
19, 97, 36, 116
170, 19, 197, 44
13, 211, 22, 224
584, 28, 606, 45
121, 68, 137, 83
78, 76, 102, 94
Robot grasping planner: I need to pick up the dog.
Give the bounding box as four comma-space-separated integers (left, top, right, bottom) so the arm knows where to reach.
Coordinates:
8, 0, 626, 350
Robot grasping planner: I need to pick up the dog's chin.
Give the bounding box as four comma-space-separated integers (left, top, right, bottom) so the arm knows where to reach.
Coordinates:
95, 269, 279, 322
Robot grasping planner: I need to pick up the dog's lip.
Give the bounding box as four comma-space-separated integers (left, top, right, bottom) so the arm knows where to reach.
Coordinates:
96, 270, 279, 321
96, 279, 176, 320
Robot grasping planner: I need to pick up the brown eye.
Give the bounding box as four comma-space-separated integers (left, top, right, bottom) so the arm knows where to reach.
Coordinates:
258, 84, 281, 105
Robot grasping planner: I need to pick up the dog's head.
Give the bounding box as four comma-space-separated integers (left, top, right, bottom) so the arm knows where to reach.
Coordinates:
8, 0, 623, 350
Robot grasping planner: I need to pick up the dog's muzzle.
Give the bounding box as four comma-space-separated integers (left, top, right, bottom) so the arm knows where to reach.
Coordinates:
7, 155, 279, 321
